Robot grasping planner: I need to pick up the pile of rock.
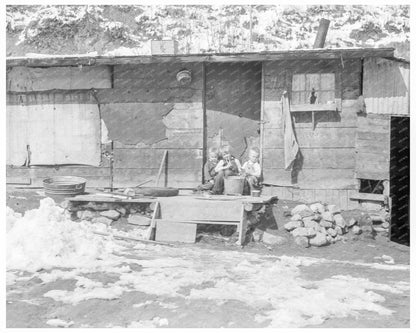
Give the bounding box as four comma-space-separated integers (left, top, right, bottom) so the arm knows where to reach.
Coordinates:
284, 203, 361, 247
66, 201, 155, 227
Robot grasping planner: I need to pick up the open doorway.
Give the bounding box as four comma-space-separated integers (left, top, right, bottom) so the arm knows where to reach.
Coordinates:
204, 62, 262, 181
390, 116, 410, 245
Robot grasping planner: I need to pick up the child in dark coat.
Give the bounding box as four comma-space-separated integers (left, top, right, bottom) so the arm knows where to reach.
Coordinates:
211, 146, 241, 194
196, 147, 219, 192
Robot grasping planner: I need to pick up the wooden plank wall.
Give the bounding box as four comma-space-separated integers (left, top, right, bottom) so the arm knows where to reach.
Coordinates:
363, 58, 409, 116
94, 62, 204, 188
355, 114, 390, 180
262, 58, 362, 209
6, 88, 111, 187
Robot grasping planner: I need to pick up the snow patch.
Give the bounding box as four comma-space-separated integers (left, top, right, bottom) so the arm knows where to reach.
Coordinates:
46, 318, 74, 328
7, 198, 119, 272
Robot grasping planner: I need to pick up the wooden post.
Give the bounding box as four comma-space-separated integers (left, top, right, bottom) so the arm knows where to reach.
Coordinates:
145, 201, 160, 240
109, 141, 114, 191
202, 62, 207, 183
313, 19, 330, 48
238, 205, 247, 246
156, 150, 168, 187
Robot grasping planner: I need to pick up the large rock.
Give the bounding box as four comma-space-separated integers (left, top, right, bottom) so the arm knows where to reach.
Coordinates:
294, 236, 310, 248
327, 204, 341, 215
361, 225, 376, 239
116, 206, 127, 216
326, 228, 337, 237
334, 214, 347, 228
292, 227, 317, 238
327, 235, 336, 244
303, 219, 320, 230
334, 225, 344, 236
373, 226, 388, 233
92, 216, 114, 226
381, 222, 390, 229
319, 220, 333, 229
359, 214, 373, 226
352, 225, 362, 235
252, 229, 264, 242
128, 215, 151, 226
262, 232, 288, 246
291, 204, 314, 218
100, 210, 121, 220
310, 203, 325, 214
284, 220, 303, 231
312, 213, 321, 221
318, 226, 328, 235
76, 210, 96, 221
309, 232, 329, 247
347, 218, 357, 227
290, 213, 302, 221
322, 212, 334, 222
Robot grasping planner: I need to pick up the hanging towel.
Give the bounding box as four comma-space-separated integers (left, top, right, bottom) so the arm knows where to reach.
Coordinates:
282, 91, 299, 170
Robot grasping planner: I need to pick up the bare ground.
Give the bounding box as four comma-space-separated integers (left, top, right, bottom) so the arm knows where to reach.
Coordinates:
6, 187, 410, 328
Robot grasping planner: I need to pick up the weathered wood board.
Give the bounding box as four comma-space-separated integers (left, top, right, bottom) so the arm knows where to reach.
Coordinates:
263, 148, 355, 169
263, 127, 356, 148
113, 148, 203, 169
7, 66, 111, 92
355, 115, 390, 180
263, 168, 356, 189
155, 220, 197, 243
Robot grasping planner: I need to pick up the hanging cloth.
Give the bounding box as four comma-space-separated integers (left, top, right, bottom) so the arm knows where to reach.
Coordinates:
282, 91, 299, 170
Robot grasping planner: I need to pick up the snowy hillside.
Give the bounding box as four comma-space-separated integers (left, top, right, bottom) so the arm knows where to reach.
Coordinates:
6, 5, 410, 59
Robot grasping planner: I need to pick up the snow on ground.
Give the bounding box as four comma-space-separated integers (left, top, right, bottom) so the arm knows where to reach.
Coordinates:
7, 198, 121, 272
6, 199, 410, 328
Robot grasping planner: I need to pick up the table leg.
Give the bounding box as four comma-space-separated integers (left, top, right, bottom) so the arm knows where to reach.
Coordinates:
238, 205, 247, 246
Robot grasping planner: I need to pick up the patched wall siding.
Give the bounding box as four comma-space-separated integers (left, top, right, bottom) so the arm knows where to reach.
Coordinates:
95, 62, 204, 188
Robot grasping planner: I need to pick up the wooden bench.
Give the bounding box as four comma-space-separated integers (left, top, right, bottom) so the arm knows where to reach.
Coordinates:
155, 195, 277, 245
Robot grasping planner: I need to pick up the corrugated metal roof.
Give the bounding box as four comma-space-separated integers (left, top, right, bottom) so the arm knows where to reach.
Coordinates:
6, 47, 395, 67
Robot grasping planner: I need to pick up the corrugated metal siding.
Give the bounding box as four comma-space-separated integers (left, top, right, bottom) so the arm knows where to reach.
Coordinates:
363, 58, 409, 116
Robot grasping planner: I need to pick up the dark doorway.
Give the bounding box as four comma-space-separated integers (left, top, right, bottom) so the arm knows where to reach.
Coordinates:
389, 116, 410, 246
205, 62, 262, 163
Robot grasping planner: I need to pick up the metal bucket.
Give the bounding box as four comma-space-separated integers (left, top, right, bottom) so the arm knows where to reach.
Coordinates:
43, 176, 86, 202
224, 176, 245, 195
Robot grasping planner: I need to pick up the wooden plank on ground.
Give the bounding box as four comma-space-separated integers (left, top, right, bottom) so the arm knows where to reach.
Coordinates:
155, 220, 197, 243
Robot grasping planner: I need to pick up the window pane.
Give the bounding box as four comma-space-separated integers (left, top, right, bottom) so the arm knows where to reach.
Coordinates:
306, 74, 321, 91
292, 74, 306, 91
319, 91, 335, 104
320, 73, 335, 90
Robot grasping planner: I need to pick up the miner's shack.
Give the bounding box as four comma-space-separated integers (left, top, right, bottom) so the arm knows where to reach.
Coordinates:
6, 48, 410, 241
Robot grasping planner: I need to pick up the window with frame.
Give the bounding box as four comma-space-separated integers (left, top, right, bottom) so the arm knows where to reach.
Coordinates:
291, 73, 336, 105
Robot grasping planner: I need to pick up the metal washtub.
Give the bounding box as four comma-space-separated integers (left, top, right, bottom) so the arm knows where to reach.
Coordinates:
43, 176, 86, 200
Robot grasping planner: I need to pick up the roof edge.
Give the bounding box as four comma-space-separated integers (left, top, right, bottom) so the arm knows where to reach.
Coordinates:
6, 47, 396, 67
